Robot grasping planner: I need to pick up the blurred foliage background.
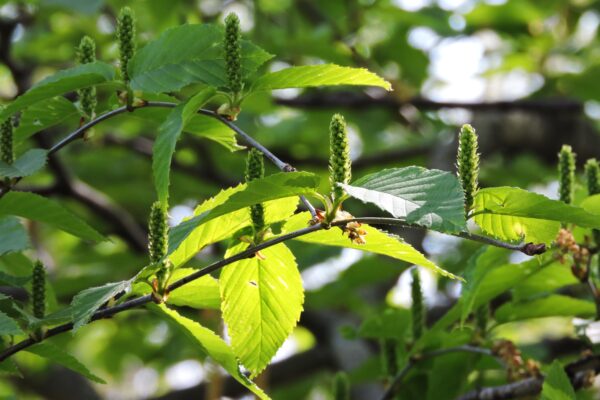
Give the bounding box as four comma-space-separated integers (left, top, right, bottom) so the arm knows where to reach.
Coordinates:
2, 0, 600, 399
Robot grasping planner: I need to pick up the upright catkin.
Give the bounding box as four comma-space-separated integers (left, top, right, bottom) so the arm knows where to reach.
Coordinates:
457, 124, 479, 213
148, 201, 168, 263
381, 338, 398, 378
585, 159, 600, 249
32, 261, 46, 320
224, 13, 242, 94
77, 36, 97, 119
117, 7, 136, 83
332, 371, 350, 400
0, 116, 13, 165
245, 149, 266, 235
411, 268, 425, 341
329, 114, 352, 201
558, 145, 576, 204
475, 303, 488, 335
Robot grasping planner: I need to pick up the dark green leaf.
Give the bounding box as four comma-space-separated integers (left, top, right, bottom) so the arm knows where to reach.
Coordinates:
0, 149, 47, 178
14, 97, 81, 143
0, 310, 24, 336
0, 216, 30, 255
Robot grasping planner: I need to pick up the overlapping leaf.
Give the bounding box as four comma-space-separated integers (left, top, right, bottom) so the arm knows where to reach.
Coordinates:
541, 361, 576, 400
0, 216, 30, 255
71, 280, 131, 331
0, 149, 47, 178
494, 295, 595, 323
220, 242, 303, 377
340, 166, 467, 233
14, 97, 81, 143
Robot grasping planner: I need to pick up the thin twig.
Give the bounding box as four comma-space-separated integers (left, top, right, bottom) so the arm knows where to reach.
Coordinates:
380, 345, 500, 400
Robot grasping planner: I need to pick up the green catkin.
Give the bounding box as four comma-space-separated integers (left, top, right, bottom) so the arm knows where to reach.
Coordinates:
329, 114, 352, 201
411, 268, 424, 341
332, 371, 350, 400
148, 201, 168, 263
457, 124, 480, 213
77, 36, 97, 118
585, 159, 600, 250
558, 145, 576, 205
32, 261, 46, 320
245, 148, 266, 234
117, 7, 136, 83
475, 304, 488, 335
381, 338, 398, 378
224, 13, 242, 94
0, 117, 13, 165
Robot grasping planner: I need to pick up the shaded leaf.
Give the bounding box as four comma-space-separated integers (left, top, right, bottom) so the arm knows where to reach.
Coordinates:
0, 310, 24, 336
495, 295, 595, 323
359, 308, 411, 339
0, 216, 30, 255
14, 97, 81, 143
0, 149, 47, 178
27, 342, 105, 383
0, 192, 105, 242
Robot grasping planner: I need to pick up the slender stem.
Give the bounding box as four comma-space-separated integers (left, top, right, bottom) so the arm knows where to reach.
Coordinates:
380, 345, 499, 400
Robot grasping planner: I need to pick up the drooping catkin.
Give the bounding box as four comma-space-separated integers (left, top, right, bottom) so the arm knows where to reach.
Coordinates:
224, 13, 242, 93
457, 124, 479, 213
77, 36, 97, 119
32, 261, 46, 320
148, 201, 168, 263
558, 145, 576, 205
411, 268, 425, 341
117, 7, 136, 83
245, 148, 266, 235
329, 114, 352, 201
332, 371, 350, 400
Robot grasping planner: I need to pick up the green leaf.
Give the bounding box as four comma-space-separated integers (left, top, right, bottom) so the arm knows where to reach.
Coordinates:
0, 62, 115, 120
458, 246, 509, 326
71, 280, 131, 332
513, 263, 578, 299
168, 172, 319, 255
0, 192, 105, 242
251, 64, 392, 91
473, 187, 600, 244
26, 342, 105, 383
283, 212, 460, 279
0, 149, 47, 178
185, 114, 244, 152
154, 304, 270, 399
0, 270, 30, 287
358, 308, 410, 339
0, 359, 20, 376
0, 310, 24, 335
170, 194, 298, 267
0, 216, 30, 255
340, 167, 466, 233
14, 97, 81, 143
153, 87, 216, 203
541, 361, 576, 400
221, 242, 303, 377
495, 295, 595, 323
129, 24, 273, 93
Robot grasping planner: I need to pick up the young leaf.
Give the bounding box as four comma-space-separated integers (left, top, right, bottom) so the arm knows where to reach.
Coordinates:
71, 280, 131, 331
0, 192, 105, 242
340, 166, 467, 233
0, 310, 24, 335
128, 24, 272, 93
220, 242, 303, 377
541, 361, 576, 400
251, 64, 392, 91
168, 172, 319, 254
26, 342, 105, 383
0, 216, 30, 255
14, 97, 81, 143
0, 149, 47, 178
473, 187, 600, 244
494, 295, 595, 323
152, 87, 216, 204
0, 62, 115, 120
154, 304, 270, 399
169, 194, 298, 267
282, 212, 460, 279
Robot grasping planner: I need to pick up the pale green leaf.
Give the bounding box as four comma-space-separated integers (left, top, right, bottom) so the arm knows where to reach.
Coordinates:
541, 361, 576, 400
221, 242, 303, 377
473, 187, 600, 244
27, 342, 105, 383
155, 304, 270, 399
340, 167, 466, 233
129, 24, 273, 92
513, 263, 578, 300
71, 280, 131, 332
251, 64, 392, 91
282, 212, 460, 279
185, 114, 244, 151
0, 216, 30, 255
14, 97, 81, 143
0, 149, 47, 178
153, 87, 216, 203
170, 193, 299, 267
0, 192, 105, 242
168, 172, 319, 255
0, 310, 24, 335
0, 359, 20, 376
495, 295, 595, 323
0, 62, 115, 120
